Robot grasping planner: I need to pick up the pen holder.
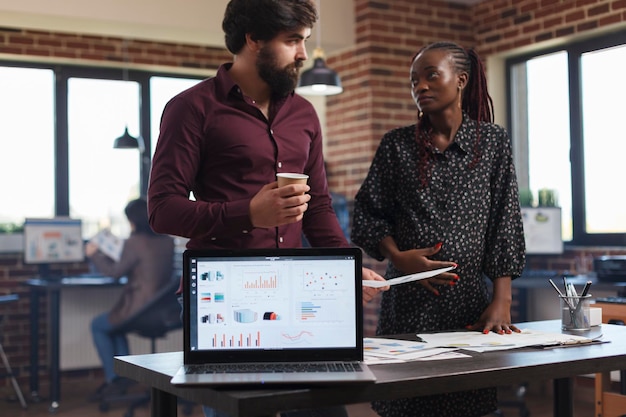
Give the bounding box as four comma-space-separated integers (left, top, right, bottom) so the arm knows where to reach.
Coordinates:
560, 294, 592, 331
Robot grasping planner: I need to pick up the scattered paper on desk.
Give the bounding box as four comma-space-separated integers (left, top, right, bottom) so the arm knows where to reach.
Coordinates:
364, 351, 470, 364
416, 329, 596, 353
364, 337, 458, 361
414, 351, 471, 361
363, 337, 471, 363
365, 356, 405, 365
362, 266, 456, 288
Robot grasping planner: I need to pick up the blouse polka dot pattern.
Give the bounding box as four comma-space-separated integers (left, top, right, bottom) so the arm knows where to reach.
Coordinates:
351, 115, 526, 417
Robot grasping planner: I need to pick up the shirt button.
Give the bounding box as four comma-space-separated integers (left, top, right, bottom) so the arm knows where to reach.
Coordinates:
279, 237, 284, 243
278, 162, 282, 168
210, 237, 216, 241
242, 230, 249, 234
270, 129, 274, 135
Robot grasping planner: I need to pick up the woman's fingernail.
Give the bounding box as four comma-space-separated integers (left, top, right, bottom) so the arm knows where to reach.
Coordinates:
483, 329, 490, 334
433, 290, 440, 296
434, 242, 443, 250
453, 275, 460, 280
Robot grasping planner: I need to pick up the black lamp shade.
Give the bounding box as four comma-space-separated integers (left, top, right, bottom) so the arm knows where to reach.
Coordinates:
113, 127, 145, 152
296, 57, 343, 96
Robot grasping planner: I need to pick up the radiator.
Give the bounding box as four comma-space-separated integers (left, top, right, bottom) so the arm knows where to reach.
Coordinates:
59, 286, 183, 370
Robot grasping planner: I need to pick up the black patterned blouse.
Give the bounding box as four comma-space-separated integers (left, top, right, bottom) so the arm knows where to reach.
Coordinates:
351, 114, 526, 417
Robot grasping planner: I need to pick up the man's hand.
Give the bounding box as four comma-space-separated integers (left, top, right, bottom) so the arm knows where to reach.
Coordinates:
249, 182, 311, 228
362, 267, 389, 304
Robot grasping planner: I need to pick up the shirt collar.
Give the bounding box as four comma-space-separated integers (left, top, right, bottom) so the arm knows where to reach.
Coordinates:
215, 62, 295, 103
452, 113, 475, 154
215, 63, 237, 100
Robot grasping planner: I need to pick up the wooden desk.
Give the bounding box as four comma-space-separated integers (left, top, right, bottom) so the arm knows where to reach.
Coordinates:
115, 320, 626, 417
594, 302, 626, 417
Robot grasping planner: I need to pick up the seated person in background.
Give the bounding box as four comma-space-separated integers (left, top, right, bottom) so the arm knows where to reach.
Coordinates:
85, 198, 175, 400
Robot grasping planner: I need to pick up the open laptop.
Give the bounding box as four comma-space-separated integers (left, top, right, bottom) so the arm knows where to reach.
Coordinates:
171, 247, 377, 386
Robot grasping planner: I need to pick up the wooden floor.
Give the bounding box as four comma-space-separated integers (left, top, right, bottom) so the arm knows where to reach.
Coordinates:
1, 378, 596, 417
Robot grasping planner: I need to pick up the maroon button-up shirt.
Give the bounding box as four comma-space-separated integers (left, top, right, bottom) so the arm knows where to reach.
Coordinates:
148, 63, 348, 251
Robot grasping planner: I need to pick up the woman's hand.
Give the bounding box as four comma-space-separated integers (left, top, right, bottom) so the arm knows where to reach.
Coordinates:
466, 277, 520, 334
389, 243, 458, 296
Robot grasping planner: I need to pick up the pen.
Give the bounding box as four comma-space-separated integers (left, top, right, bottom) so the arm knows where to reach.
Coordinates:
572, 280, 592, 327
549, 278, 566, 297
549, 279, 574, 310
580, 280, 592, 298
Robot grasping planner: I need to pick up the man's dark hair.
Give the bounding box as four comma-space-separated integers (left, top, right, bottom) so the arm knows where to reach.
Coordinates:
222, 0, 318, 54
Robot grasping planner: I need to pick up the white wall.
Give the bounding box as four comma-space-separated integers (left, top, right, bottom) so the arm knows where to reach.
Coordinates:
0, 0, 355, 56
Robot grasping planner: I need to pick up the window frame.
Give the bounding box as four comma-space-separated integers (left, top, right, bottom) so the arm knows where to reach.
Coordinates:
0, 60, 205, 218
506, 30, 626, 247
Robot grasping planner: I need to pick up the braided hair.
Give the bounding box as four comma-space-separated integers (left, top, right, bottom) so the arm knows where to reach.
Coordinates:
413, 41, 494, 187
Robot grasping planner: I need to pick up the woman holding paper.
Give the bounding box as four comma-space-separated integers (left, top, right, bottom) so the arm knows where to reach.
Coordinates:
85, 198, 175, 400
351, 42, 526, 417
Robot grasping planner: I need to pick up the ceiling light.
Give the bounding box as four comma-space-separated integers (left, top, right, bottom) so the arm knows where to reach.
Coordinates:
295, 0, 343, 96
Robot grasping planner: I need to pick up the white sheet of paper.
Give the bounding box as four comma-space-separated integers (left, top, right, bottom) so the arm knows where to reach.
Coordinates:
416, 328, 595, 352
362, 266, 456, 288
363, 337, 471, 363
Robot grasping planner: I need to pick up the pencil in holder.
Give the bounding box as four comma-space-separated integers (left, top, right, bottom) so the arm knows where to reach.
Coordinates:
559, 294, 592, 331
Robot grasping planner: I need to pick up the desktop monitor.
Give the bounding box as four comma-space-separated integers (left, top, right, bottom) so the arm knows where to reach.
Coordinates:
23, 217, 84, 264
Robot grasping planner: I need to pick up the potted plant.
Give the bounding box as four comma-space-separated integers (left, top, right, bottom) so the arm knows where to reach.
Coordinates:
537, 188, 558, 207
0, 223, 24, 253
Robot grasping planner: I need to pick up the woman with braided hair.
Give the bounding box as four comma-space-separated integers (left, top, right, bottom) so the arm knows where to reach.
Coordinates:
351, 41, 526, 416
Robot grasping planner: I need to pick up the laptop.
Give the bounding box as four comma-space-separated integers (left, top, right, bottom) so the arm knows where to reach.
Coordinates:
171, 247, 377, 386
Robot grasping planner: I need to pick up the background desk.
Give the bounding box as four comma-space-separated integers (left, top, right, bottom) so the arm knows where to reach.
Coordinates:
513, 272, 626, 322
24, 276, 184, 412
115, 320, 626, 417
23, 276, 124, 412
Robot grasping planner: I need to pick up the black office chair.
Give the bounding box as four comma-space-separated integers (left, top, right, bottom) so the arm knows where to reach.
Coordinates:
97, 276, 191, 417
0, 294, 27, 409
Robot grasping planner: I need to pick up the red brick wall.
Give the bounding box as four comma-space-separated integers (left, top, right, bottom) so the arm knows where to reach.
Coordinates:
0, 28, 230, 68
325, 0, 475, 196
324, 0, 626, 198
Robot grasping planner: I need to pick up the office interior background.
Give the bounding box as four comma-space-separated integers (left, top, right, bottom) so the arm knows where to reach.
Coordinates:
1, 0, 626, 395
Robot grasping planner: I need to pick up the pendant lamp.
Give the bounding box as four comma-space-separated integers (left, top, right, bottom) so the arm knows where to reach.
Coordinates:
113, 39, 144, 151
295, 0, 343, 96
113, 126, 145, 152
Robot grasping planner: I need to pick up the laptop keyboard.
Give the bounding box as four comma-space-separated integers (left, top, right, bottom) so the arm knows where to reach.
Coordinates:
185, 362, 365, 374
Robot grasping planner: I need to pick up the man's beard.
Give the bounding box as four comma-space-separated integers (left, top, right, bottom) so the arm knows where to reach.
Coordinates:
257, 45, 303, 98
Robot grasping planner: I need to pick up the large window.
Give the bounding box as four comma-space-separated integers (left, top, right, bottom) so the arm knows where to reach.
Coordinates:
507, 32, 626, 246
0, 67, 55, 222
68, 78, 142, 238
0, 62, 203, 239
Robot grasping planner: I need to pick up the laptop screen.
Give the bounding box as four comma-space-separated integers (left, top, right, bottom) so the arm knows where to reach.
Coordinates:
183, 247, 363, 364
